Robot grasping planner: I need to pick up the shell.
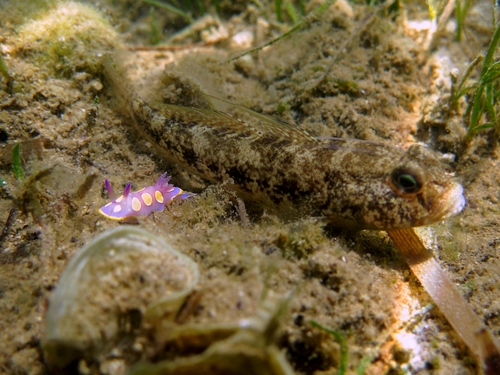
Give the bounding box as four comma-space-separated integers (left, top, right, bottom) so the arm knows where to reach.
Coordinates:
128, 293, 295, 375
43, 226, 199, 366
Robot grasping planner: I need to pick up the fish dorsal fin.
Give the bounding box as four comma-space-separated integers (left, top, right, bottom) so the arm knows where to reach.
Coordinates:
203, 94, 318, 144
123, 183, 131, 198
319, 137, 402, 156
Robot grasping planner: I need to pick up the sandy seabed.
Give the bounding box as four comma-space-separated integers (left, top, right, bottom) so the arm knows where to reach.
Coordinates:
0, 0, 499, 374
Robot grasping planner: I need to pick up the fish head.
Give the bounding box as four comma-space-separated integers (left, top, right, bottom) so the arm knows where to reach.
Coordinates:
361, 144, 465, 230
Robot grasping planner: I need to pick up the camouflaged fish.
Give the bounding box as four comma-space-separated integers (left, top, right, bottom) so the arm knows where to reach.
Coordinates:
104, 62, 465, 230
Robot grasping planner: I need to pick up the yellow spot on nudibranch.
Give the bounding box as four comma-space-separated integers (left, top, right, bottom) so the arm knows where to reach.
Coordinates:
115, 196, 124, 203
132, 197, 141, 212
155, 190, 164, 203
142, 193, 153, 206
113, 205, 122, 213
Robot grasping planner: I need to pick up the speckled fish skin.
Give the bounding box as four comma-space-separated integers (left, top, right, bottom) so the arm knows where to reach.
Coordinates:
126, 96, 465, 230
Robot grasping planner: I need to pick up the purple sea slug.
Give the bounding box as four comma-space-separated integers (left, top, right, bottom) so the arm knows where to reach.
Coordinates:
99, 173, 190, 220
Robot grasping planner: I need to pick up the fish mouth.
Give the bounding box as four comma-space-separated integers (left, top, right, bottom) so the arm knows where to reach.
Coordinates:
418, 182, 466, 226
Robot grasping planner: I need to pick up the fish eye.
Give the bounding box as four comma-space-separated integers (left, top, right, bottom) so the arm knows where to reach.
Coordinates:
391, 168, 422, 194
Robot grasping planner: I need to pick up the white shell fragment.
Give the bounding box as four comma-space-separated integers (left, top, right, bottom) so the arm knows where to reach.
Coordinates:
43, 226, 199, 366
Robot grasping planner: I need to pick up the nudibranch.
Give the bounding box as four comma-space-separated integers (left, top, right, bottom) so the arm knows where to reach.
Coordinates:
98, 173, 190, 220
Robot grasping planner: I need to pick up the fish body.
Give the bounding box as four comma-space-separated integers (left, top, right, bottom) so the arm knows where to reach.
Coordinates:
104, 61, 465, 230
99, 173, 189, 220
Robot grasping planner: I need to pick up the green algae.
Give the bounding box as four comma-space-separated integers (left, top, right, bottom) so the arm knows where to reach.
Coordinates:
14, 2, 119, 78
11, 144, 24, 181
0, 55, 14, 94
